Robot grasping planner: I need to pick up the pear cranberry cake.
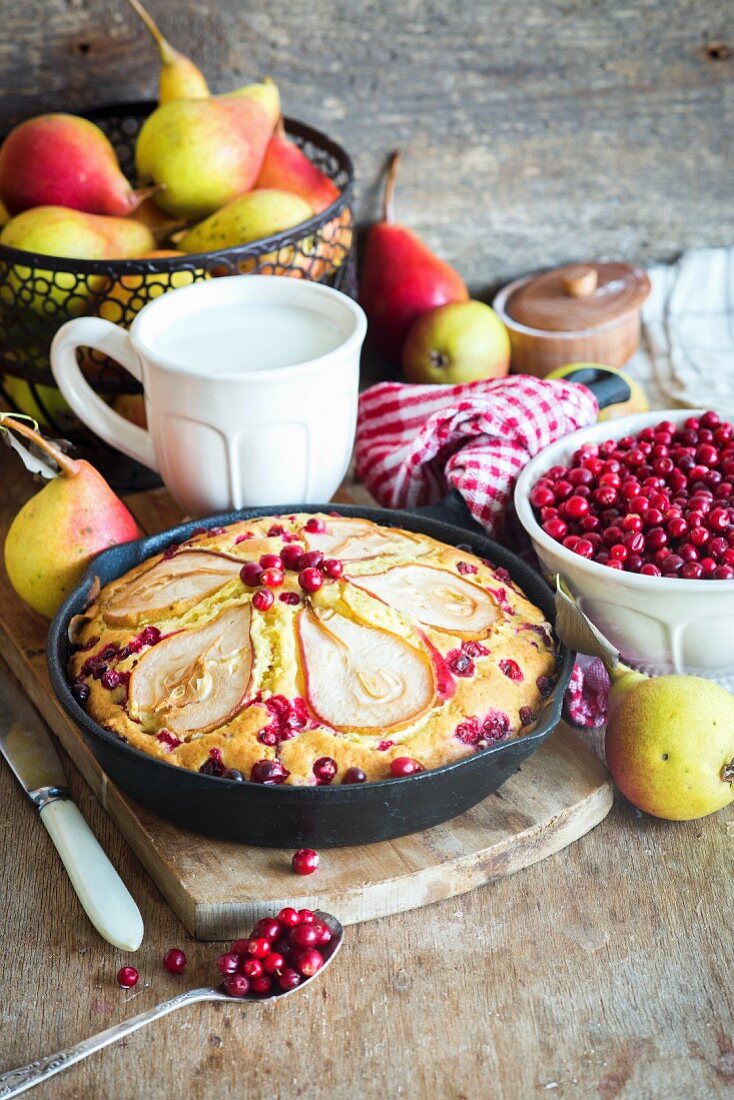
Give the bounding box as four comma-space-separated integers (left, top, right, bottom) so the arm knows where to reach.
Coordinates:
68, 513, 558, 785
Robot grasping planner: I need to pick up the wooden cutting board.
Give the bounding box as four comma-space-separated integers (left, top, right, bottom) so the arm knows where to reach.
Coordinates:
0, 476, 614, 940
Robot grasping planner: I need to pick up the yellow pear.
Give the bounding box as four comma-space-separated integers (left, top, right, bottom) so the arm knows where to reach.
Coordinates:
124, 0, 209, 105
2, 375, 74, 429
135, 82, 280, 220
3, 418, 139, 618
179, 190, 313, 253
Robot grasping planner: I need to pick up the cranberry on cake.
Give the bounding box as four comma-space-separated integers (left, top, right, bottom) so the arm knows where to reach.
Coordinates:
68, 513, 558, 785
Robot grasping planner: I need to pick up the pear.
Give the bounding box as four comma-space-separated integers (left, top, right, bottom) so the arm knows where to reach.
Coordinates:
124, 0, 209, 105
255, 119, 339, 214
128, 604, 253, 735
605, 671, 734, 820
0, 114, 148, 217
0, 206, 155, 315
302, 517, 428, 562
103, 550, 241, 626
179, 189, 313, 253
349, 564, 498, 638
96, 249, 196, 328
135, 82, 281, 220
2, 418, 140, 618
360, 151, 468, 362
297, 607, 435, 731
402, 300, 511, 385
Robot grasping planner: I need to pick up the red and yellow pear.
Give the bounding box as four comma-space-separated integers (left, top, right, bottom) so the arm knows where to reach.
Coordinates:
0, 114, 148, 217
255, 119, 340, 214
360, 151, 468, 361
2, 418, 140, 618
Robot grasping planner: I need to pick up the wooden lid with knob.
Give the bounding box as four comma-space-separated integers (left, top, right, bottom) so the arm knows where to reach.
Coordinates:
507, 262, 651, 333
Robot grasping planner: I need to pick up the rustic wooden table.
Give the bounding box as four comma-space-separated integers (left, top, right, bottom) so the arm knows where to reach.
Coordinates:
0, 450, 732, 1100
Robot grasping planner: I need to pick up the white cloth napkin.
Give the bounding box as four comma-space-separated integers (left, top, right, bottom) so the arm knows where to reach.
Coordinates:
626, 246, 734, 412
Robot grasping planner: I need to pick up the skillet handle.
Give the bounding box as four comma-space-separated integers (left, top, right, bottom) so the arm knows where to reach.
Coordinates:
410, 490, 486, 535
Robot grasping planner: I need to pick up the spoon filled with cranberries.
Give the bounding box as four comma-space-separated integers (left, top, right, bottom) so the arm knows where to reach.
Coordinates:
0, 909, 343, 1098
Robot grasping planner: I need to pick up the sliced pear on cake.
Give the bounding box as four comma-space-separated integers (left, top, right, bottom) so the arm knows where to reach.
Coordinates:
128, 604, 253, 735
103, 551, 242, 626
349, 564, 498, 638
304, 518, 427, 562
298, 607, 435, 731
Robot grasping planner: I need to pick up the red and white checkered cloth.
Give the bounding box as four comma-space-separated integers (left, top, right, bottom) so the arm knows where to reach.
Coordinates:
355, 374, 608, 727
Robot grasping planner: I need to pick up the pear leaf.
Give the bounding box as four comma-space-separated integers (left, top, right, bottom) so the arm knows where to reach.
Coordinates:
0, 414, 59, 480
553, 575, 620, 671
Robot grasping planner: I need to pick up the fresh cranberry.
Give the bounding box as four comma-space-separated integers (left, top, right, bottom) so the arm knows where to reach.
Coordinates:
304, 517, 327, 533
230, 938, 250, 956
278, 907, 300, 928
242, 958, 264, 978
714, 565, 734, 579
163, 948, 187, 975
313, 757, 337, 785
117, 966, 139, 989
216, 953, 240, 976
253, 917, 282, 941
260, 567, 284, 588
342, 766, 367, 784
640, 563, 662, 576
279, 591, 301, 605
223, 974, 250, 998
682, 562, 704, 578
281, 543, 305, 570
251, 975, 272, 995
252, 587, 275, 612
263, 952, 287, 975
530, 485, 556, 508
250, 759, 290, 785
277, 968, 302, 991
297, 909, 316, 923
311, 921, 333, 946
259, 553, 283, 569
708, 507, 730, 532
240, 562, 263, 587
292, 848, 320, 876
246, 937, 272, 959
290, 923, 320, 948
389, 757, 424, 777
299, 567, 324, 593
543, 518, 568, 540
323, 558, 344, 578
294, 948, 324, 977
499, 658, 523, 681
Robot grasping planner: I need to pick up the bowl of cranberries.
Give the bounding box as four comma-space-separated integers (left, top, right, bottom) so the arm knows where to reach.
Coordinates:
515, 410, 734, 682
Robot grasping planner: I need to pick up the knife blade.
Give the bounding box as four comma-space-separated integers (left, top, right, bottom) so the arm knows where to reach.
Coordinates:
0, 665, 144, 951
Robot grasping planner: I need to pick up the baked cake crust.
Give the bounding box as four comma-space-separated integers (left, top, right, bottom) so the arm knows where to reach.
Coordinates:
68, 513, 558, 786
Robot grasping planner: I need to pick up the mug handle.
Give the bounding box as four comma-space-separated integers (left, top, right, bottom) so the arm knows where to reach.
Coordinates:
50, 318, 158, 472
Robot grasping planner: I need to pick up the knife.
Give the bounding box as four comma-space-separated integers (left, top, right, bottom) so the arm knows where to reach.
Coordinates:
0, 665, 144, 951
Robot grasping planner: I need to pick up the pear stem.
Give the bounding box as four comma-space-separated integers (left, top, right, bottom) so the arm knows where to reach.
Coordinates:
607, 660, 638, 684
383, 150, 401, 224
723, 759, 734, 785
124, 0, 176, 65
1, 417, 80, 479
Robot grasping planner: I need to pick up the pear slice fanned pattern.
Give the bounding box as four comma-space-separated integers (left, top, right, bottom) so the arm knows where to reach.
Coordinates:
298, 607, 435, 731
129, 604, 253, 735
350, 564, 498, 638
103, 551, 242, 626
304, 519, 426, 562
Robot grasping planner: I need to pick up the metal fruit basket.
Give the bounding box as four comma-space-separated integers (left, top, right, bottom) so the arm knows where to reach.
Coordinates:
0, 101, 356, 489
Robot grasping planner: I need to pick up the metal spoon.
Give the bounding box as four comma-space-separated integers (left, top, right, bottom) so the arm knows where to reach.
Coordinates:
0, 911, 343, 1098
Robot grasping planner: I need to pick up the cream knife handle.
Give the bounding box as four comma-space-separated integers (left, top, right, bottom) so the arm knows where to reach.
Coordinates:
39, 799, 144, 951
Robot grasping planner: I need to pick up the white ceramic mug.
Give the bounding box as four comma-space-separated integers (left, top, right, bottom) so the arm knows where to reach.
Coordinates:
51, 276, 367, 516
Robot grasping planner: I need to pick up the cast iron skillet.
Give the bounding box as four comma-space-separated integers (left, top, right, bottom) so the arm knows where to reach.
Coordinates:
47, 495, 574, 847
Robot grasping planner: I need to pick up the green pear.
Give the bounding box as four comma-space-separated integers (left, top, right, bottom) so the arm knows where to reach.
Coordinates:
3, 418, 140, 618
179, 189, 313, 252
135, 82, 280, 220
606, 671, 734, 820
402, 300, 511, 385
0, 206, 155, 315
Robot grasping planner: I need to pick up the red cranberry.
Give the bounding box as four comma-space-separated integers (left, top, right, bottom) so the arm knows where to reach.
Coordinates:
246, 937, 272, 959
311, 920, 333, 946
259, 553, 282, 570
263, 952, 287, 975
295, 948, 324, 977
313, 757, 337, 785
254, 917, 282, 940
279, 591, 301, 605
163, 948, 187, 975
117, 966, 139, 989
543, 517, 568, 540
278, 907, 300, 928
291, 923, 320, 949
216, 953, 240, 976
260, 567, 284, 588
251, 975, 272, 995
530, 485, 556, 508
682, 562, 704, 578
323, 558, 344, 579
231, 938, 250, 956
342, 766, 367, 784
499, 658, 523, 681
299, 567, 324, 593
297, 909, 316, 924
304, 517, 327, 533
252, 587, 275, 612
640, 563, 662, 576
573, 538, 594, 559
389, 757, 424, 777
250, 759, 290, 785
278, 968, 302, 991
72, 680, 91, 705
292, 848, 320, 876
242, 958, 263, 978
708, 507, 730, 532
223, 974, 250, 998
299, 550, 324, 570
565, 495, 590, 520
240, 562, 263, 587
281, 543, 305, 570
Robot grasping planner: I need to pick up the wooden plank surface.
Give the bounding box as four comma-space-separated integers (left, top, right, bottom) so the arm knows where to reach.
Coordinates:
0, 459, 732, 1095
0, 456, 613, 938
0, 0, 731, 290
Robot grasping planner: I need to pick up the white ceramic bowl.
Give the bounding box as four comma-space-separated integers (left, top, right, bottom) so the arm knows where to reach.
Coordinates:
514, 409, 734, 685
